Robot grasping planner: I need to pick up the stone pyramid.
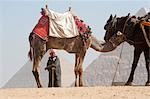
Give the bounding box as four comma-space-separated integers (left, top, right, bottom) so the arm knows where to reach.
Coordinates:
83, 43, 146, 86
4, 51, 75, 88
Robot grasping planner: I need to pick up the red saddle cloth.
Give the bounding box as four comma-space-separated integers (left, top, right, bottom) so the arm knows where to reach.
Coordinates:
32, 15, 49, 40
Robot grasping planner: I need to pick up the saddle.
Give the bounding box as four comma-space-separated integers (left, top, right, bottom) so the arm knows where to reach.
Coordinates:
32, 8, 92, 45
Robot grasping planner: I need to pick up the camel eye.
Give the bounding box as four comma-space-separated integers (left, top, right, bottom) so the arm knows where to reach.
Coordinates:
117, 31, 122, 36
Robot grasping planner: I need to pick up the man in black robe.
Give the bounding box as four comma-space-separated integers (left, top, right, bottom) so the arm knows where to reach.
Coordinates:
45, 49, 61, 87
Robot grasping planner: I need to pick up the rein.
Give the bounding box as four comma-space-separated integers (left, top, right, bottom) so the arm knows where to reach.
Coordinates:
111, 17, 129, 85
140, 22, 150, 47
112, 17, 132, 85
111, 42, 124, 85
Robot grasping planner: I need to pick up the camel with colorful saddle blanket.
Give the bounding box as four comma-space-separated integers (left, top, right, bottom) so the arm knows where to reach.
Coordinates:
29, 5, 119, 88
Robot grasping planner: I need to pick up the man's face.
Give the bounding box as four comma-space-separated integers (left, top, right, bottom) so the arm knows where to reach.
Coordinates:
50, 52, 55, 57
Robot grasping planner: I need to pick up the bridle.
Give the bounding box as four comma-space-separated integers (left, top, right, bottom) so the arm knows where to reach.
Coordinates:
106, 16, 117, 39
109, 16, 145, 45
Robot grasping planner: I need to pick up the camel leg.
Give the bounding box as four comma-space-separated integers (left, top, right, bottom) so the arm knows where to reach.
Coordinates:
79, 67, 83, 87
74, 53, 79, 87
74, 70, 78, 87
29, 33, 46, 88
78, 51, 86, 87
144, 48, 150, 86
125, 47, 142, 86
32, 58, 43, 88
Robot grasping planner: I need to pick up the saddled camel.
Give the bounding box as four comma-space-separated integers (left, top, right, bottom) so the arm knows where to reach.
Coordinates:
28, 7, 118, 88
104, 14, 150, 86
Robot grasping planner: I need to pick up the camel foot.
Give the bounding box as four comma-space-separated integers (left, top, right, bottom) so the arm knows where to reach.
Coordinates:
79, 84, 84, 87
125, 82, 132, 86
37, 84, 43, 88
145, 82, 150, 86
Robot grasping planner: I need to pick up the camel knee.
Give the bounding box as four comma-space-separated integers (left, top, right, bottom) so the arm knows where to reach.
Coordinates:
74, 69, 79, 76
32, 66, 40, 77
32, 71, 39, 78
74, 68, 83, 75
78, 68, 83, 75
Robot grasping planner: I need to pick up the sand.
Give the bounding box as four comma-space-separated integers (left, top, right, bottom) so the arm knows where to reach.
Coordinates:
0, 86, 150, 99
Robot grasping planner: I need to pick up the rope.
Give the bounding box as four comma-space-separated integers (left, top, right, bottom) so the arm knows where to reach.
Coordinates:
111, 16, 129, 85
140, 23, 150, 47
112, 42, 124, 85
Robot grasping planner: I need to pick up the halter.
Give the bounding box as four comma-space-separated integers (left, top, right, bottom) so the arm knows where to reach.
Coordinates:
107, 16, 117, 37
114, 16, 145, 45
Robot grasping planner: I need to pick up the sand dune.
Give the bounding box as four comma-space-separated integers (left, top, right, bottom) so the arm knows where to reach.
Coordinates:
1, 86, 150, 99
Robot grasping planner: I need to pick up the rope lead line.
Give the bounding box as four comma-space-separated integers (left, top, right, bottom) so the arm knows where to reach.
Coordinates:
112, 42, 124, 85
140, 23, 150, 47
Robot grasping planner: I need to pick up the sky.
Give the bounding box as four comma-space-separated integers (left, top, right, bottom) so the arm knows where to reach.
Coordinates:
0, 0, 150, 88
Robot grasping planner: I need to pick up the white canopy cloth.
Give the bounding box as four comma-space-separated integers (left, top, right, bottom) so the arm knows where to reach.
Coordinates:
47, 9, 79, 38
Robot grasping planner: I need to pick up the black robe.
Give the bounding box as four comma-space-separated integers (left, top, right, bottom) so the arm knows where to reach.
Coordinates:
46, 56, 61, 87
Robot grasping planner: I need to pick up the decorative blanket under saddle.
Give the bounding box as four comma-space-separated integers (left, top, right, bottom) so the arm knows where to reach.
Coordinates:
48, 9, 79, 38
33, 9, 92, 44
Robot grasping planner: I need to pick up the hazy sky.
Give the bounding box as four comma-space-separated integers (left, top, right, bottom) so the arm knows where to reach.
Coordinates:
0, 0, 149, 88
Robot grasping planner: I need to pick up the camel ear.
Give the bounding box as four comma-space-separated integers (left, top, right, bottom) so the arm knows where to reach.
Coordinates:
110, 14, 113, 20
114, 14, 116, 18
127, 13, 130, 17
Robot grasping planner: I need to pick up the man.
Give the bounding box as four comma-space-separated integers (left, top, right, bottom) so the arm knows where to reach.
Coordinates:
45, 49, 61, 87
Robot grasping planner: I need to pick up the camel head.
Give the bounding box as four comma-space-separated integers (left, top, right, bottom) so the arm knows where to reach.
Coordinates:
104, 13, 132, 47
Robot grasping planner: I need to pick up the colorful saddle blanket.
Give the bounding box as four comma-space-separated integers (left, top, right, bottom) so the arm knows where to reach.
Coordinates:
32, 9, 92, 40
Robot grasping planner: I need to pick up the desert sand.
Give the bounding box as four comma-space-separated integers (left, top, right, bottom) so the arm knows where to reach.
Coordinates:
0, 86, 150, 99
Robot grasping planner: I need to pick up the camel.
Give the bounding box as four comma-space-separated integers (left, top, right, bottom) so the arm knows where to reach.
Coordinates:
28, 7, 118, 88
104, 14, 150, 86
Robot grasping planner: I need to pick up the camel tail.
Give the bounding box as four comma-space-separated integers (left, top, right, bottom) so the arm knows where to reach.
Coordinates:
28, 33, 34, 61
28, 47, 33, 61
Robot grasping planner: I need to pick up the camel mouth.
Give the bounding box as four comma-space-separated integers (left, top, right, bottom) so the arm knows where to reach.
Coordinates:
108, 31, 126, 47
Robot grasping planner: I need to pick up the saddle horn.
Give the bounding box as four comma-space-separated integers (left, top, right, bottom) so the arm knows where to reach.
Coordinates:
46, 5, 48, 9
69, 7, 71, 11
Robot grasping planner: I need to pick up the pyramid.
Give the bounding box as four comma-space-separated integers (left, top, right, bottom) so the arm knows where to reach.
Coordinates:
83, 8, 149, 86
83, 43, 146, 86
135, 7, 149, 17
3, 51, 75, 88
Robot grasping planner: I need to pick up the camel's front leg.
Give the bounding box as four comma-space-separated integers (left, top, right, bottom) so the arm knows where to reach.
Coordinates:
125, 48, 142, 86
144, 48, 150, 86
74, 50, 86, 87
74, 53, 79, 87
79, 67, 84, 87
78, 51, 86, 87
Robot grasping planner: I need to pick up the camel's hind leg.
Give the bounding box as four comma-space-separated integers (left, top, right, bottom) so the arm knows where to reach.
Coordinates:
31, 35, 46, 88
32, 57, 43, 88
